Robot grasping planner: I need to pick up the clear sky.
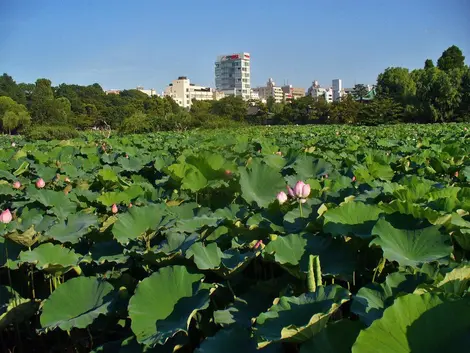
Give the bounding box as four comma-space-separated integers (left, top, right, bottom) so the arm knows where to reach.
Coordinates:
1, 0, 469, 92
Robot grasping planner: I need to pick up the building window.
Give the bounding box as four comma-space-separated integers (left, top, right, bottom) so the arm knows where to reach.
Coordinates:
186, 88, 189, 92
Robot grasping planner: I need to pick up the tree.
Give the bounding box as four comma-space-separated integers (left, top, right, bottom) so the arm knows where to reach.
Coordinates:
352, 84, 369, 102
330, 95, 361, 124
30, 78, 59, 124
0, 73, 26, 105
211, 96, 247, 121
437, 45, 466, 72
2, 110, 31, 134
424, 59, 434, 69
412, 67, 461, 122
120, 111, 154, 134
357, 98, 404, 125
376, 67, 416, 105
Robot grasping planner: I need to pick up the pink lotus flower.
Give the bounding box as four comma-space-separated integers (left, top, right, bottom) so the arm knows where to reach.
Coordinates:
277, 191, 288, 204
129, 203, 133, 208
254, 239, 264, 249
12, 181, 21, 189
454, 171, 459, 178
125, 154, 129, 159
36, 178, 45, 188
294, 181, 310, 198
465, 127, 468, 131
324, 174, 329, 179
287, 185, 295, 198
111, 204, 118, 214
0, 209, 12, 224
352, 176, 356, 182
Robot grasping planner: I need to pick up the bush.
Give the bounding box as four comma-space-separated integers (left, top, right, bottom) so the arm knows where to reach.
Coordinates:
25, 125, 79, 140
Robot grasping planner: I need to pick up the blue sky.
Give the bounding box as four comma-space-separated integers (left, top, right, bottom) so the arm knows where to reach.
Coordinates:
1, 0, 469, 92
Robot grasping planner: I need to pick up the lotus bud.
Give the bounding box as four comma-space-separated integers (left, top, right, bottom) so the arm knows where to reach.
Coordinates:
294, 181, 306, 198
276, 191, 288, 205
254, 239, 264, 249
301, 183, 311, 198
275, 151, 282, 156
454, 171, 459, 178
287, 185, 295, 197
352, 176, 356, 182
125, 154, 129, 159
36, 178, 45, 188
129, 203, 133, 208
65, 177, 71, 183
11, 142, 16, 147
0, 209, 12, 224
12, 181, 21, 189
336, 131, 340, 136
111, 204, 118, 214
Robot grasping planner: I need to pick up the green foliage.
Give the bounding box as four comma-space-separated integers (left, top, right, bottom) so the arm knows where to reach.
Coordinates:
24, 125, 79, 140
0, 124, 469, 352
437, 45, 466, 72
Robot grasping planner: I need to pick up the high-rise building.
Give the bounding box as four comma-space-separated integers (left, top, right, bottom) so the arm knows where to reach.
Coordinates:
281, 85, 306, 101
332, 79, 342, 101
215, 52, 251, 100
307, 80, 333, 103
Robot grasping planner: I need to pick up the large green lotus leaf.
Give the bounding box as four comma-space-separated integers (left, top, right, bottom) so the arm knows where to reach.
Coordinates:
323, 202, 383, 238
98, 167, 119, 183
44, 212, 98, 244
186, 242, 223, 270
0, 236, 22, 268
195, 327, 257, 353
0, 285, 37, 330
299, 235, 356, 280
239, 161, 286, 208
264, 234, 307, 266
174, 215, 222, 233
300, 319, 364, 353
91, 241, 129, 264
351, 272, 433, 326
218, 249, 256, 277
19, 243, 81, 274
380, 200, 449, 225
254, 285, 350, 347
25, 187, 77, 219
352, 293, 470, 353
437, 264, 470, 296
367, 162, 394, 181
370, 219, 452, 267
128, 265, 208, 346
112, 204, 172, 244
181, 166, 208, 192
40, 277, 114, 331
291, 156, 332, 179
117, 156, 144, 172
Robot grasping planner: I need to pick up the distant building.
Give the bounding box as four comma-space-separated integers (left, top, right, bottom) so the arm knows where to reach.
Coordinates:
215, 52, 251, 100
253, 78, 284, 103
332, 79, 342, 101
164, 76, 224, 109
281, 85, 305, 101
105, 89, 121, 95
250, 89, 260, 100
307, 80, 333, 103
136, 86, 158, 97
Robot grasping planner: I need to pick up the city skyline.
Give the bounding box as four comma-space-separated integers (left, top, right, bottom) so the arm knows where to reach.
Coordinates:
1, 0, 469, 91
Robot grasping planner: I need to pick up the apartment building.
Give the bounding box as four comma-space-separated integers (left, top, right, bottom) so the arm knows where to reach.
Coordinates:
136, 86, 158, 97
215, 52, 251, 100
164, 76, 224, 109
307, 80, 333, 103
281, 85, 305, 101
253, 78, 284, 103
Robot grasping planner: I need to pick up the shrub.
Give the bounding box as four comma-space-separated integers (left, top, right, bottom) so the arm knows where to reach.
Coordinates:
24, 125, 79, 140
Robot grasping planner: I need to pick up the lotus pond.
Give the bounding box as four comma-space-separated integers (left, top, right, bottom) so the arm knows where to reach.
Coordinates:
1, 124, 470, 352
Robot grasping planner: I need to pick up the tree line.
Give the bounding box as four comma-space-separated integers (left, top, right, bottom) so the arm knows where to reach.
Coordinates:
0, 45, 468, 138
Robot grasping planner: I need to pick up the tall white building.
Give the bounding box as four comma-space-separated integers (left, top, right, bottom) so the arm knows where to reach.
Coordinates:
215, 52, 251, 100
164, 76, 224, 109
332, 79, 342, 101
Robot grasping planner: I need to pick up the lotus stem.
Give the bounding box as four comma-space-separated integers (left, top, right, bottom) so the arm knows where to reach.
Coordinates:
299, 201, 303, 218
372, 257, 386, 283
